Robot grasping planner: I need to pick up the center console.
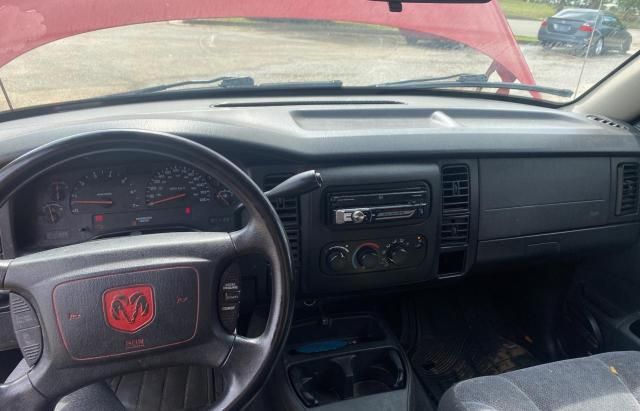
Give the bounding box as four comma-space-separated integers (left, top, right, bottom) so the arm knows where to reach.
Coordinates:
322, 184, 429, 275
268, 314, 428, 410
301, 164, 441, 295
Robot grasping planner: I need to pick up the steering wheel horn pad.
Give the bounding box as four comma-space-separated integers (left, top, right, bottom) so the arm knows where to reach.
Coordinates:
53, 265, 200, 360
0, 130, 294, 411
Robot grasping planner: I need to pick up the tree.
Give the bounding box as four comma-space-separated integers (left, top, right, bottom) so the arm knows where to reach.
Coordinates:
617, 0, 640, 20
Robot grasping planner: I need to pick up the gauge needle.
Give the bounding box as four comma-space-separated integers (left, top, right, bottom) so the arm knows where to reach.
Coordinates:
71, 199, 113, 205
147, 192, 187, 207
217, 193, 229, 206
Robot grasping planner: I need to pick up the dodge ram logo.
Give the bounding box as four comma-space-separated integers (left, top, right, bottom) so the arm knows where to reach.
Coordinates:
103, 285, 155, 333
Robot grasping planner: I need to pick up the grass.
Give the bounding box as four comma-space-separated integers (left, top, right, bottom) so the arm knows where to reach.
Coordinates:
514, 34, 539, 43
621, 18, 640, 29
497, 0, 556, 21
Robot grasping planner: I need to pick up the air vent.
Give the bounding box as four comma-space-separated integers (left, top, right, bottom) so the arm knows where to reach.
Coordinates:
616, 162, 640, 216
587, 115, 628, 130
439, 164, 470, 249
264, 174, 301, 271
441, 165, 470, 215
440, 215, 469, 246
439, 165, 470, 275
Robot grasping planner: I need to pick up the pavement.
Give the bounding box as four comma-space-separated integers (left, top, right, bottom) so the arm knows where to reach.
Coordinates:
0, 18, 636, 111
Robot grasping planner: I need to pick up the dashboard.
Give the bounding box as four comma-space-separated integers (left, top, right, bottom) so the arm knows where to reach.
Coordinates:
1, 94, 640, 297
14, 155, 239, 251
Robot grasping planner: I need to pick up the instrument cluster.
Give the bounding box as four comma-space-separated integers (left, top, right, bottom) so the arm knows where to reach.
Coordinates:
17, 162, 240, 251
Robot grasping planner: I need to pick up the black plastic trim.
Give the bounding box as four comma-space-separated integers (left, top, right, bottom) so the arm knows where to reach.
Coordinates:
476, 222, 640, 264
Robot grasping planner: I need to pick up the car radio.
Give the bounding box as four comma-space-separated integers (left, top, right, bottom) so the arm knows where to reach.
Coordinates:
327, 184, 430, 226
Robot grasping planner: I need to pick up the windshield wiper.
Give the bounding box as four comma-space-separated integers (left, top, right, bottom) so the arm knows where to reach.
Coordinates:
109, 76, 343, 97
373, 73, 574, 98
112, 76, 256, 96
102, 72, 570, 100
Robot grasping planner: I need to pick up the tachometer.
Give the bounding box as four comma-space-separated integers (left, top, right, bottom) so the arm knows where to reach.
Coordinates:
70, 169, 137, 214
145, 164, 211, 207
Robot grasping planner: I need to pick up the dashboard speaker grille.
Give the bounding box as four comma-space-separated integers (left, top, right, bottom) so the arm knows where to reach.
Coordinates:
616, 162, 640, 216
264, 174, 300, 272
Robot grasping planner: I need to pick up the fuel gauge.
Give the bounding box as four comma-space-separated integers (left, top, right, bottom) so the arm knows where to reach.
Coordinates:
215, 189, 237, 208
41, 202, 64, 224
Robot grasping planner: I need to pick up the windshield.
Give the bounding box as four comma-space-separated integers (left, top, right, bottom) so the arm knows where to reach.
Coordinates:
0, 0, 638, 112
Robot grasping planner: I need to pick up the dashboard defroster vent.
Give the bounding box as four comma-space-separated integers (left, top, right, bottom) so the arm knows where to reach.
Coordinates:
616, 162, 640, 216
587, 115, 628, 130
264, 174, 301, 271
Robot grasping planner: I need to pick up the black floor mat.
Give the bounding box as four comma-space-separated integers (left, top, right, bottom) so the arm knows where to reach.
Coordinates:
409, 291, 541, 403
412, 334, 539, 402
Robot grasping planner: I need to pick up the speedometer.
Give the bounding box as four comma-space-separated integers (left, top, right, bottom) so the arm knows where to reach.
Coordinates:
145, 164, 211, 207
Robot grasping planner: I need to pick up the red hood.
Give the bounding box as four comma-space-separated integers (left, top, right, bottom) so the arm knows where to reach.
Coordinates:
0, 0, 536, 93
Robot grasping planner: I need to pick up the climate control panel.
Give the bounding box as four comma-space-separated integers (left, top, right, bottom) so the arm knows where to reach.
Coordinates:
321, 235, 427, 275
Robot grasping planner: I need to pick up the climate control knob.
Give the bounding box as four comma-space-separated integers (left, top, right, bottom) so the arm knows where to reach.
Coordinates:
356, 246, 379, 269
387, 246, 409, 266
326, 248, 349, 272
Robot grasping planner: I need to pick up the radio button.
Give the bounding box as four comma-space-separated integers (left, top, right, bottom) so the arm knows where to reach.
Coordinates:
334, 210, 350, 224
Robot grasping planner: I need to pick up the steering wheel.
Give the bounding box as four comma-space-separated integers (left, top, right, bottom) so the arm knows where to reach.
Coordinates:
0, 130, 294, 410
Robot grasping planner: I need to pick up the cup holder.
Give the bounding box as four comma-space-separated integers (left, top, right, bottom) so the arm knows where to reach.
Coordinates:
289, 348, 406, 407
289, 359, 347, 405
353, 349, 405, 397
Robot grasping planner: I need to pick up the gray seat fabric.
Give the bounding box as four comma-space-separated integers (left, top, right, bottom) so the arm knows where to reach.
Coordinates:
439, 351, 640, 411
5, 360, 214, 411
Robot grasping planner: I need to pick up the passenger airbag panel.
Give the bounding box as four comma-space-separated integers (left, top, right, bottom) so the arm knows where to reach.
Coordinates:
479, 158, 610, 240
